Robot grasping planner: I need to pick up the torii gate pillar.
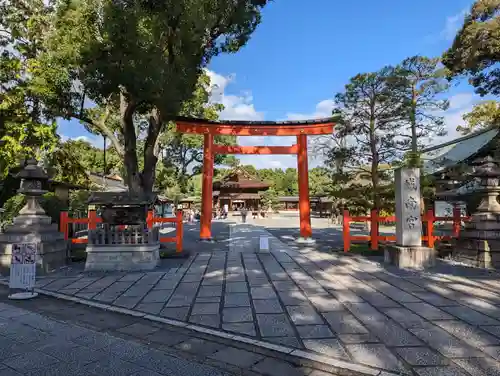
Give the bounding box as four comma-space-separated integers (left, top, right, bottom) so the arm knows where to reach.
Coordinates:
297, 134, 312, 239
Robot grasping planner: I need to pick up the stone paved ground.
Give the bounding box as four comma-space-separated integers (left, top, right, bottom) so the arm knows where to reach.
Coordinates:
7, 223, 500, 375
0, 286, 322, 376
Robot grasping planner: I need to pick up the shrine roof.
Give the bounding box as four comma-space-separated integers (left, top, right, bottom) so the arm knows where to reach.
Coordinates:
422, 127, 500, 175
213, 169, 270, 190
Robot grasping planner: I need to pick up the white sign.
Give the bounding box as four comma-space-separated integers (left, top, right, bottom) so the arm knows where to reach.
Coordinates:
259, 236, 269, 251
9, 243, 37, 290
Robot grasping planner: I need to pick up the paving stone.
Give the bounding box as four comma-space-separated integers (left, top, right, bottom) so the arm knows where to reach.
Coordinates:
209, 347, 264, 368
286, 305, 324, 325
141, 290, 172, 303
117, 323, 159, 338
82, 356, 146, 376
345, 303, 422, 346
405, 302, 454, 320
256, 314, 295, 337
272, 281, 298, 291
181, 274, 203, 283
252, 357, 304, 376
119, 273, 145, 282
224, 293, 250, 307
483, 346, 500, 360
253, 299, 284, 313
152, 280, 176, 290
165, 295, 194, 307
414, 366, 470, 376
189, 314, 221, 328
176, 282, 201, 294
174, 338, 225, 356
296, 325, 334, 339
106, 281, 135, 293
72, 332, 119, 350
277, 289, 310, 305
225, 282, 249, 293
412, 292, 460, 307
225, 274, 246, 282
93, 292, 122, 303
223, 307, 253, 323
144, 329, 189, 346
441, 305, 500, 325
25, 361, 92, 376
322, 311, 368, 334
3, 351, 59, 372
192, 303, 220, 315
263, 336, 303, 349
159, 307, 190, 321
139, 273, 164, 285
196, 296, 221, 304
328, 289, 365, 303
382, 307, 429, 329
222, 322, 256, 336
303, 338, 349, 359
120, 286, 153, 297
394, 347, 447, 366
308, 295, 343, 312
135, 303, 164, 315
434, 320, 500, 349
38, 342, 107, 367
346, 344, 410, 374
248, 278, 271, 287
338, 334, 380, 344
113, 295, 142, 309
198, 286, 223, 297
410, 324, 481, 358
251, 287, 277, 299
104, 338, 151, 362
75, 291, 98, 300
453, 357, 500, 376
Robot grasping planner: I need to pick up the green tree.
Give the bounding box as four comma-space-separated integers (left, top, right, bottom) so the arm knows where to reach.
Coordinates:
443, 0, 500, 96
392, 56, 450, 166
457, 100, 500, 134
0, 0, 58, 178
309, 167, 330, 196
334, 67, 405, 210
35, 0, 270, 195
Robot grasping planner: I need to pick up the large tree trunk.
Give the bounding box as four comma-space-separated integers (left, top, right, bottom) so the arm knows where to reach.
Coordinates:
120, 92, 142, 194
141, 108, 162, 194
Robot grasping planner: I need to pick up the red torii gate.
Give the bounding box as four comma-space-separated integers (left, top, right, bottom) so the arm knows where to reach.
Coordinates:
176, 117, 335, 241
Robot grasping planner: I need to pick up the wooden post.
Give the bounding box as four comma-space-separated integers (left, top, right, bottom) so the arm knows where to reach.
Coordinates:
343, 210, 350, 252
452, 206, 461, 237
370, 209, 379, 250
88, 210, 97, 230
200, 133, 214, 240
176, 210, 183, 253
426, 208, 435, 248
146, 210, 154, 229
297, 134, 312, 238
60, 211, 69, 240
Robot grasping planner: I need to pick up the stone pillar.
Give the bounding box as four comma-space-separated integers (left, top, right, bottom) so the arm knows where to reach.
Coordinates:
385, 167, 435, 268
0, 159, 67, 274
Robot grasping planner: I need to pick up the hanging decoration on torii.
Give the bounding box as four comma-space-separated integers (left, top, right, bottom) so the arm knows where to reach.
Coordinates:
175, 117, 336, 241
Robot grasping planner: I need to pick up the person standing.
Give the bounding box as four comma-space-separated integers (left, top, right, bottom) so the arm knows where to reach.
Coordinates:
240, 207, 248, 223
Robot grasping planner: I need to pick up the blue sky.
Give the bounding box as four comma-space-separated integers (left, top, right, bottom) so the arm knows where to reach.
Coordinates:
58, 0, 481, 169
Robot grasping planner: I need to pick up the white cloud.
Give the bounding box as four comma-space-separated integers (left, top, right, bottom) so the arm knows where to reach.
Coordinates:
60, 134, 105, 149
441, 9, 468, 41
440, 92, 476, 142
285, 99, 335, 121
206, 70, 264, 121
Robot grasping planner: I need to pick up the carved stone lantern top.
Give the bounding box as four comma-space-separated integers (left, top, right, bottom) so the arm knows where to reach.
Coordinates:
15, 159, 48, 196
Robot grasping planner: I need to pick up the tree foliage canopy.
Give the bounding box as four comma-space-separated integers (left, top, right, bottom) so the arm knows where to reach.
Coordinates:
443, 0, 500, 96
457, 100, 500, 134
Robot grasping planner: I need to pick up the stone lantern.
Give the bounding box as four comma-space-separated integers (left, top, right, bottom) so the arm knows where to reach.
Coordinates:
452, 156, 500, 268
0, 159, 67, 274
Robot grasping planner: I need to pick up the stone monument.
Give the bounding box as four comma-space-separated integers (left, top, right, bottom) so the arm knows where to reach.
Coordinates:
0, 159, 67, 274
85, 192, 160, 271
385, 167, 436, 268
452, 156, 500, 268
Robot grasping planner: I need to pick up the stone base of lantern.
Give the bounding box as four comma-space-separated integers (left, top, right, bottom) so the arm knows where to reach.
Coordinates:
0, 214, 67, 275
452, 212, 500, 269
384, 244, 436, 269
85, 244, 161, 271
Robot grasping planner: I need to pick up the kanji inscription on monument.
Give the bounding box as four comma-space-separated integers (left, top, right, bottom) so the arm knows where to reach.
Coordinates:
395, 168, 422, 246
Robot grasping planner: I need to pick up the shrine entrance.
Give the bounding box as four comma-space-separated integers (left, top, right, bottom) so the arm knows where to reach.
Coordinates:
176, 117, 335, 241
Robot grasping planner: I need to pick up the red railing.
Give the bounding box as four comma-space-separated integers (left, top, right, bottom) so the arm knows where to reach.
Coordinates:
60, 210, 184, 253
342, 208, 469, 252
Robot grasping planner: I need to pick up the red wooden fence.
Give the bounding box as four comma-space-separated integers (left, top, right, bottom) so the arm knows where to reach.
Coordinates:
60, 210, 184, 253
342, 208, 469, 252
